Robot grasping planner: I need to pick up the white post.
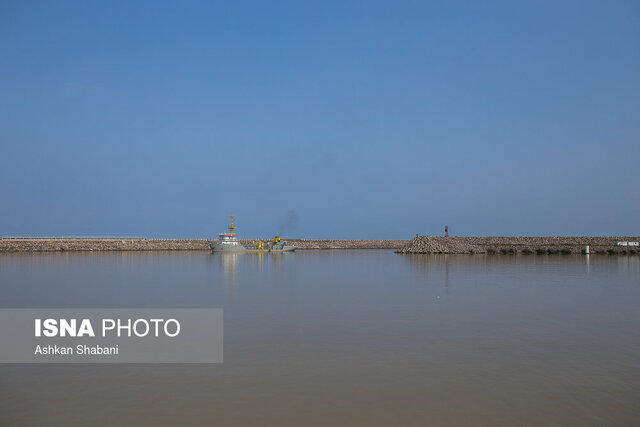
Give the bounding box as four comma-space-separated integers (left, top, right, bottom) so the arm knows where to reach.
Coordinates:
585, 245, 590, 255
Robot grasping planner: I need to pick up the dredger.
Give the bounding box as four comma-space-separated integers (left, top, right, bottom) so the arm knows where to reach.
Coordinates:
208, 215, 297, 253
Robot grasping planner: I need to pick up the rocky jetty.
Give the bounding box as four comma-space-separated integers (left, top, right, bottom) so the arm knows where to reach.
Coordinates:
0, 238, 209, 252
284, 239, 409, 249
396, 237, 477, 254
2, 236, 637, 254
397, 236, 640, 255
0, 238, 408, 252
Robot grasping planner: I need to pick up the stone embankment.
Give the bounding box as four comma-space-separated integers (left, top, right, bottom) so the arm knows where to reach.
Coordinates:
397, 236, 640, 255
4, 237, 636, 254
0, 238, 409, 252
0, 238, 210, 252
284, 239, 409, 249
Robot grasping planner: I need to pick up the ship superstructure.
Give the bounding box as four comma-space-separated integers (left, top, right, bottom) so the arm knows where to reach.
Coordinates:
209, 215, 245, 252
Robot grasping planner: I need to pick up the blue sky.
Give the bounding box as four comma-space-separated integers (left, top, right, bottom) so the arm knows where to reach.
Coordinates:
1, 1, 638, 238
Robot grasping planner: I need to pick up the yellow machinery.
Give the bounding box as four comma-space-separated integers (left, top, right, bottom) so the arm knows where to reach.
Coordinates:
247, 238, 264, 250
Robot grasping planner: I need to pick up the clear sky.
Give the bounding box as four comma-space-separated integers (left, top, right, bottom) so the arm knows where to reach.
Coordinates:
1, 1, 638, 238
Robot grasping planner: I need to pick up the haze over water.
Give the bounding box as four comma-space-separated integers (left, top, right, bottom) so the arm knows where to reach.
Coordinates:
1, 250, 639, 425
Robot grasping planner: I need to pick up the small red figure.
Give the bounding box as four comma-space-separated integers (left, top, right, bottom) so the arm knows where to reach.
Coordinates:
445, 225, 449, 237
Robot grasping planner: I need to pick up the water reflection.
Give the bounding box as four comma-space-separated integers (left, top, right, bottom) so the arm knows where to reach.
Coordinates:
214, 252, 291, 296
586, 253, 590, 274
1, 251, 640, 425
402, 253, 640, 292
620, 255, 640, 280
217, 253, 240, 301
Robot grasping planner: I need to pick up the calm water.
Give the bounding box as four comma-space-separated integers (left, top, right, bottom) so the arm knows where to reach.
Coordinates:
1, 251, 639, 426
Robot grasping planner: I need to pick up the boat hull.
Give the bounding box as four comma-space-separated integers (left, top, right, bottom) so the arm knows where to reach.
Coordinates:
208, 241, 296, 253
209, 242, 298, 254
208, 241, 246, 252
243, 246, 297, 253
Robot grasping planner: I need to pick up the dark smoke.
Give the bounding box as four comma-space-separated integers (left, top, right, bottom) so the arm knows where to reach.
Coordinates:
278, 210, 299, 236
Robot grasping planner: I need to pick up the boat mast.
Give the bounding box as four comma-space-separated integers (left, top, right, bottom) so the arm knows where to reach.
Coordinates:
229, 215, 236, 236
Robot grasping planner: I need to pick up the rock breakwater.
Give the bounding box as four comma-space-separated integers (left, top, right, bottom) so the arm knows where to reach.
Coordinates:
0, 238, 408, 252
397, 236, 640, 255
0, 238, 209, 252
284, 239, 409, 249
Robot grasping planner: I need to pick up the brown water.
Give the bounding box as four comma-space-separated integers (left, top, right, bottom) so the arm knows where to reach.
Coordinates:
1, 251, 639, 426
